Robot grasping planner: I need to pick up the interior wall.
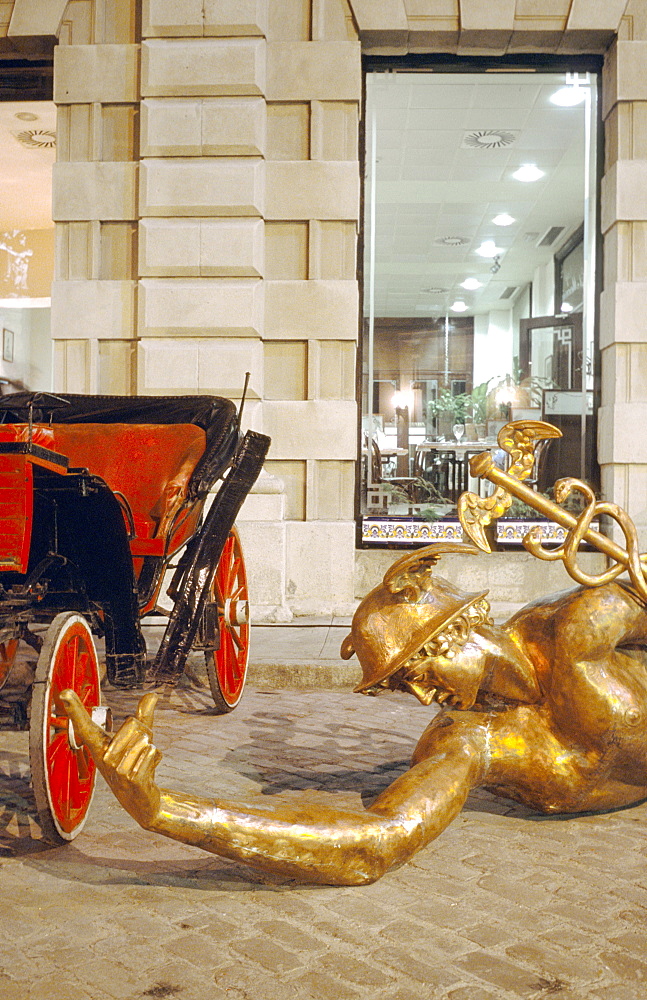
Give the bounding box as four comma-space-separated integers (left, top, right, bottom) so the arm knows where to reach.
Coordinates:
0, 303, 50, 391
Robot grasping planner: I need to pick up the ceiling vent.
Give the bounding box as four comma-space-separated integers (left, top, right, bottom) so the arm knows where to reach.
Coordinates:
433, 236, 469, 247
500, 286, 518, 300
461, 129, 519, 150
537, 226, 565, 248
422, 286, 449, 294
12, 129, 56, 149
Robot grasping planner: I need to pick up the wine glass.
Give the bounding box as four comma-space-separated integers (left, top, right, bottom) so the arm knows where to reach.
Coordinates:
452, 423, 465, 443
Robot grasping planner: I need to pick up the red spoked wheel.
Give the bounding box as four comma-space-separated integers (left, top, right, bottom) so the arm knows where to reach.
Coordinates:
205, 527, 250, 713
29, 613, 105, 843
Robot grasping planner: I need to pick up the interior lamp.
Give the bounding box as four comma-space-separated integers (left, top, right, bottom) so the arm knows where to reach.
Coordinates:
475, 240, 501, 258
513, 163, 545, 183
550, 74, 587, 107
392, 389, 413, 411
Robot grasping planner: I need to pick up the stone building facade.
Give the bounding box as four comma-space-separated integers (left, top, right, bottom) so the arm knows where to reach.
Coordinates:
2, 0, 646, 616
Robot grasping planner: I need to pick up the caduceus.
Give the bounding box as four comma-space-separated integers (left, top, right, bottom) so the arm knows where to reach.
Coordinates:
457, 420, 647, 604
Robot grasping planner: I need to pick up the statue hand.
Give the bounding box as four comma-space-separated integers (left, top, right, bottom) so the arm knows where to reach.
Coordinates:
60, 690, 163, 829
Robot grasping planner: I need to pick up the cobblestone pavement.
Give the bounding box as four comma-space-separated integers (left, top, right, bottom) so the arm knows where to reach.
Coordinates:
2, 681, 647, 1000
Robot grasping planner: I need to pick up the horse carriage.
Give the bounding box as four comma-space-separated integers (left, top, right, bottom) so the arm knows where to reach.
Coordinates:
0, 389, 270, 844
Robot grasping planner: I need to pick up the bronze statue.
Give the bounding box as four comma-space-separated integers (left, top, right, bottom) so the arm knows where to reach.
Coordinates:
61, 421, 647, 885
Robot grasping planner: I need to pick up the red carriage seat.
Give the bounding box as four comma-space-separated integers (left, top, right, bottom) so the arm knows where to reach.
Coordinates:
45, 422, 207, 555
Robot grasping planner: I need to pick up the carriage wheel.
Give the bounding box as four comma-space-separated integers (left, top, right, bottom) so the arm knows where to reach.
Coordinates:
205, 527, 250, 713
29, 613, 103, 843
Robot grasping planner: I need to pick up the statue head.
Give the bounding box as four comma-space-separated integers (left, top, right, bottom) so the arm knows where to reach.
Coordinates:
341, 543, 490, 701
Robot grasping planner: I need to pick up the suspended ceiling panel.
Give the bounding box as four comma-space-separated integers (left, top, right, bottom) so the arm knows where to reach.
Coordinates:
365, 71, 591, 318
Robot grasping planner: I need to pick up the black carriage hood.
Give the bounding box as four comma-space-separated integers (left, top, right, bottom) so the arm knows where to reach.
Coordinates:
0, 392, 240, 498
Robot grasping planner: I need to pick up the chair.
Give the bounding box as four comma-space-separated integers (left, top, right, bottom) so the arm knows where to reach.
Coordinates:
365, 436, 421, 503
414, 445, 465, 503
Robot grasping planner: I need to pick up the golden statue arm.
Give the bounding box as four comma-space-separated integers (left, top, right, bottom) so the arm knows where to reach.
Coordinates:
61, 689, 484, 885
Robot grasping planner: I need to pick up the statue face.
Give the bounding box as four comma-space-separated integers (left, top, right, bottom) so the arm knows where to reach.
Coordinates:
396, 634, 489, 709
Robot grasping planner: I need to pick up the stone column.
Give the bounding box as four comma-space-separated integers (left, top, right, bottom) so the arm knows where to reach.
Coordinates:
51, 0, 361, 616
51, 1, 140, 393
600, 10, 647, 546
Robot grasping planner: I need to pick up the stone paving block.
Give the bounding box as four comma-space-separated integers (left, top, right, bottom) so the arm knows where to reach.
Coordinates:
319, 951, 396, 987
69, 957, 145, 999
453, 952, 547, 997
312, 917, 378, 949
257, 917, 325, 952
295, 970, 361, 999
445, 985, 503, 1000
372, 944, 458, 989
28, 978, 105, 1000
505, 939, 606, 986
230, 935, 305, 973
0, 974, 34, 1000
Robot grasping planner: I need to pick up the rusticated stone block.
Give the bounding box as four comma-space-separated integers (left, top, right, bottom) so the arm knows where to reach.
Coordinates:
137, 335, 263, 394
141, 38, 266, 97
139, 218, 263, 277
263, 400, 357, 458
266, 41, 360, 101
265, 280, 359, 339
141, 97, 266, 156
140, 158, 264, 217
265, 161, 359, 220
51, 280, 137, 340
138, 277, 263, 336
53, 163, 138, 221
203, 0, 268, 36
54, 44, 140, 103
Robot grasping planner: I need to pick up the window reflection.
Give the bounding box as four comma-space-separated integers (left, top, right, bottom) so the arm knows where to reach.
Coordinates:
361, 69, 597, 542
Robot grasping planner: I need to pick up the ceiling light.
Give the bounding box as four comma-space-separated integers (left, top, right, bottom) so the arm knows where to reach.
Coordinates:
461, 278, 482, 290
475, 240, 501, 258
560, 301, 574, 313
513, 163, 545, 183
550, 74, 587, 107
14, 111, 39, 122
492, 213, 515, 227
451, 300, 468, 312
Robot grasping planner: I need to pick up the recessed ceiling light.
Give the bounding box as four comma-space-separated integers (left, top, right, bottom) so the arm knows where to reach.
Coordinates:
475, 240, 501, 258
551, 87, 586, 107
492, 213, 515, 227
560, 301, 574, 313
550, 73, 587, 108
461, 278, 482, 290
14, 111, 39, 122
513, 163, 545, 183
451, 300, 468, 312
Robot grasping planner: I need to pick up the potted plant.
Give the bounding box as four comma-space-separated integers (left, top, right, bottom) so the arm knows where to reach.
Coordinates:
425, 388, 470, 440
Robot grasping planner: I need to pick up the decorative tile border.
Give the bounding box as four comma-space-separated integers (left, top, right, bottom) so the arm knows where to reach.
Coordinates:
361, 517, 464, 545
495, 519, 599, 545
361, 517, 599, 548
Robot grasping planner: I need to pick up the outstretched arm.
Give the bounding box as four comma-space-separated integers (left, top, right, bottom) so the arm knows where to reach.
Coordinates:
61, 691, 487, 885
